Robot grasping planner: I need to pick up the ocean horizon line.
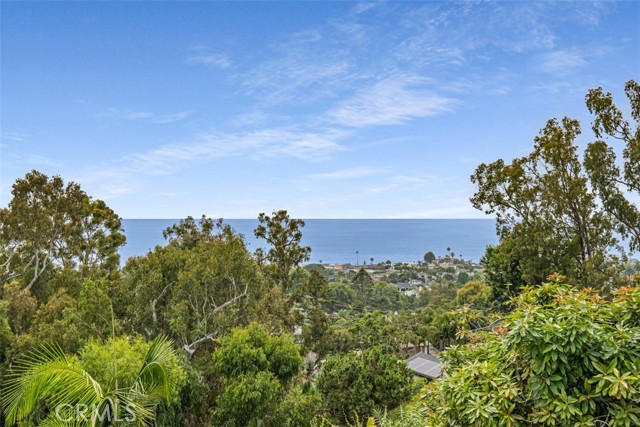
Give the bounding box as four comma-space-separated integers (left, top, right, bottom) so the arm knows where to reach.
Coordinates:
119, 218, 499, 264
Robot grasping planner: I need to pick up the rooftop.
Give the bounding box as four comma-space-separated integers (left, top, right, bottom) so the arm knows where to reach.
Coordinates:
406, 352, 442, 379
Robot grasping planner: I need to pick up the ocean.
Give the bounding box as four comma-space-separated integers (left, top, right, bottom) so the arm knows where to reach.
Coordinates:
119, 219, 498, 265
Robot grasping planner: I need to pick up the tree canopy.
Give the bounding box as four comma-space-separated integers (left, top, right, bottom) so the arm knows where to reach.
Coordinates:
211, 323, 303, 427
584, 80, 640, 252
318, 345, 414, 425
471, 81, 640, 290
0, 170, 125, 294
254, 210, 311, 292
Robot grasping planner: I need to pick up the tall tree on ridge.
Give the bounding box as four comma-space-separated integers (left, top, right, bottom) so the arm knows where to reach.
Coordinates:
472, 81, 639, 291
584, 80, 640, 252
254, 210, 311, 293
0, 170, 125, 293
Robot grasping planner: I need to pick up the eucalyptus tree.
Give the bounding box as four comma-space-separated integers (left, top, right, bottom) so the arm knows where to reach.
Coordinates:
0, 170, 125, 295
471, 81, 639, 291
254, 210, 311, 292
121, 217, 261, 357
584, 80, 640, 252
471, 117, 618, 289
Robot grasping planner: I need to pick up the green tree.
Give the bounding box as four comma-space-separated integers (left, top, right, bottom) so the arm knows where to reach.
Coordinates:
317, 346, 413, 425
27, 280, 115, 354
455, 280, 491, 308
1, 335, 183, 426
471, 117, 618, 289
28, 288, 81, 352
2, 281, 37, 335
162, 215, 222, 249
301, 271, 329, 353
169, 236, 260, 356
456, 271, 470, 285
0, 170, 125, 293
317, 325, 355, 356
472, 81, 640, 291
213, 371, 281, 427
0, 301, 14, 367
254, 210, 311, 292
424, 251, 436, 264
420, 279, 640, 427
266, 385, 323, 427
79, 336, 186, 403
352, 268, 374, 304
416, 306, 457, 350
480, 245, 527, 311
121, 219, 260, 357
584, 80, 640, 251
416, 282, 457, 309
370, 281, 407, 311
324, 281, 357, 311
211, 323, 303, 427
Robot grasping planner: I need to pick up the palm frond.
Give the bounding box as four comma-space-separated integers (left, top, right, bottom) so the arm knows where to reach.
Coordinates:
111, 389, 157, 426
1, 344, 103, 426
38, 411, 91, 427
134, 335, 176, 401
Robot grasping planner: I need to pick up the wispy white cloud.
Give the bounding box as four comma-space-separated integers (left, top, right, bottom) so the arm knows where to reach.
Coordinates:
187, 45, 231, 68
1, 132, 29, 142
79, 126, 349, 198
152, 112, 192, 124
328, 75, 456, 127
309, 167, 384, 180
3, 152, 61, 168
538, 50, 587, 74
352, 2, 376, 15
241, 54, 351, 105
95, 108, 191, 124
237, 24, 357, 106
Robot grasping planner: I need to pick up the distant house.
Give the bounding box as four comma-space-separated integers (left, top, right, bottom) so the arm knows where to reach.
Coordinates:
406, 352, 442, 379
393, 281, 424, 296
328, 264, 352, 271
394, 282, 412, 292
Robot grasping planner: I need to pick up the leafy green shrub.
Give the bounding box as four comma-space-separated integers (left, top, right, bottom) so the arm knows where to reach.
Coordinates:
420, 278, 640, 426
318, 346, 413, 424
211, 323, 304, 427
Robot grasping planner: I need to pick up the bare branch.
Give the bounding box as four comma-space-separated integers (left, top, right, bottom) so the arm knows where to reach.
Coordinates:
182, 279, 250, 358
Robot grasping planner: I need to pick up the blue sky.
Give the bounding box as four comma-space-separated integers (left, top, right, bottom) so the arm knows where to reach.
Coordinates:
1, 1, 638, 219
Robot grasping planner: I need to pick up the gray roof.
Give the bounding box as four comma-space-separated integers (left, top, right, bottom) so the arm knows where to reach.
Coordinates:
394, 282, 416, 289
406, 352, 442, 379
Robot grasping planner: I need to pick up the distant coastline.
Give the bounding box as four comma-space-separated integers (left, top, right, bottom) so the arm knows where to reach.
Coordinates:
119, 218, 499, 265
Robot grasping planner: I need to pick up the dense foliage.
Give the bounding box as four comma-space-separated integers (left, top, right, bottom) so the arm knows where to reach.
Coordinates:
211, 323, 305, 427
420, 279, 640, 427
2, 336, 183, 426
318, 346, 414, 425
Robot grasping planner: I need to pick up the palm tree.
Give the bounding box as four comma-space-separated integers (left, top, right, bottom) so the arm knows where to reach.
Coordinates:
2, 336, 178, 426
